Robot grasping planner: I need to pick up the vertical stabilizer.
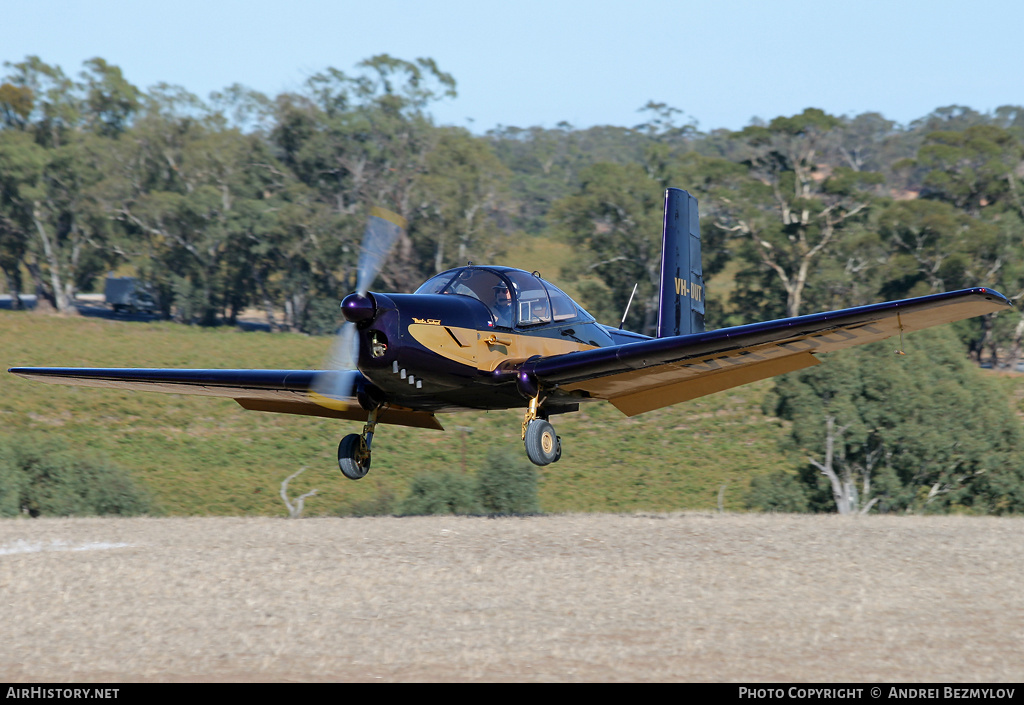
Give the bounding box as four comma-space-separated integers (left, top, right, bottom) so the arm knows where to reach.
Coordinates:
657, 188, 704, 338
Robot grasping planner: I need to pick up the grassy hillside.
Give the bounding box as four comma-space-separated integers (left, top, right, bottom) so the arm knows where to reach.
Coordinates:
1, 310, 797, 516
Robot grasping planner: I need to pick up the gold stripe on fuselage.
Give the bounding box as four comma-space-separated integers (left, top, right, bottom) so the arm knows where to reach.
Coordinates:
407, 324, 596, 371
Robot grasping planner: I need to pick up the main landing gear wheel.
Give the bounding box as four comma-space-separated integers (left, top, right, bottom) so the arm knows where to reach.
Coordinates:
337, 408, 381, 480
524, 419, 561, 466
338, 434, 371, 479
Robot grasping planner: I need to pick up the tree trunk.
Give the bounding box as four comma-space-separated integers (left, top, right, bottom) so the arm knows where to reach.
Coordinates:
809, 415, 853, 515
253, 269, 280, 332
32, 203, 72, 313
1005, 313, 1024, 371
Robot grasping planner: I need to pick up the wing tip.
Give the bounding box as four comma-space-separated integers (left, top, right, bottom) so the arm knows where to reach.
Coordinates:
976, 287, 1013, 307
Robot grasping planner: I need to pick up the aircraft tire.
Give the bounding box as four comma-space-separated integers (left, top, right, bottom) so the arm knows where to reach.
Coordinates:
338, 433, 371, 480
524, 419, 560, 466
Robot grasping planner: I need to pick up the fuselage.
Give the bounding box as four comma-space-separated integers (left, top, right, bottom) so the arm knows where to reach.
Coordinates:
348, 266, 647, 414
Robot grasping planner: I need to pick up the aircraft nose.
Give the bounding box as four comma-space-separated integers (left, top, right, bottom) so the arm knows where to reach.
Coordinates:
341, 293, 376, 323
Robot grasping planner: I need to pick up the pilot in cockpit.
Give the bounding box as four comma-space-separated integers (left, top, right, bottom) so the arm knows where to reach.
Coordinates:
493, 283, 513, 327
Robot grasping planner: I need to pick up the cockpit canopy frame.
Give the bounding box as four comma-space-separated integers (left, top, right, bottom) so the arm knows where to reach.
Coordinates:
414, 266, 594, 329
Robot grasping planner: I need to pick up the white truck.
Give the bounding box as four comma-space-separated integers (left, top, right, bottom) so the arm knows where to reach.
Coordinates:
104, 277, 158, 314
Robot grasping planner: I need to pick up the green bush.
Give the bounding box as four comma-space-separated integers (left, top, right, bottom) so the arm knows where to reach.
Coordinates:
395, 471, 483, 516
0, 436, 152, 517
477, 447, 540, 515
744, 470, 810, 513
393, 447, 543, 517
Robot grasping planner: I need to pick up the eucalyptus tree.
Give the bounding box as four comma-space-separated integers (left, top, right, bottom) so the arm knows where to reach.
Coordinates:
0, 57, 127, 312
0, 81, 33, 130
487, 118, 652, 235
916, 124, 1024, 218
875, 199, 1003, 299
78, 57, 141, 138
2, 56, 81, 148
411, 126, 513, 275
713, 109, 882, 320
548, 161, 666, 333
832, 112, 915, 176
272, 55, 456, 294
547, 144, 742, 333
0, 131, 37, 304
96, 83, 289, 325
486, 122, 587, 235
0, 57, 83, 311
766, 327, 1024, 515
906, 124, 1024, 365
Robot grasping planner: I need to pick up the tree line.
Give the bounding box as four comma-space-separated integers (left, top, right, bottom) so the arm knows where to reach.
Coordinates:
2, 55, 1023, 349
0, 54, 509, 333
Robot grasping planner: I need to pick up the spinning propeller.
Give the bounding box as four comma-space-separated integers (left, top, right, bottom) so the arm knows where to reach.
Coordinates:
313, 207, 405, 406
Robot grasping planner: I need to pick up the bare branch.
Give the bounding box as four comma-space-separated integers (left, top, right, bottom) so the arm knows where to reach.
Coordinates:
280, 467, 319, 519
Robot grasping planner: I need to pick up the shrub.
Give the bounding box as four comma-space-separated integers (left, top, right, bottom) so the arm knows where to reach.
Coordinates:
0, 435, 152, 517
477, 447, 540, 515
395, 471, 483, 516
744, 470, 810, 513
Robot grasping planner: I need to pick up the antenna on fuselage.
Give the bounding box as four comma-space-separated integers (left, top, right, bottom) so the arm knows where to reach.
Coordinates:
619, 283, 639, 330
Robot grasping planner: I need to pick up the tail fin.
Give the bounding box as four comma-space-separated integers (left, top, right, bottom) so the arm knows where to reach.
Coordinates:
657, 187, 705, 338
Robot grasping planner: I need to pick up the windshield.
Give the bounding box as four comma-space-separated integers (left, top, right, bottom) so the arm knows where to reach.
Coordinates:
415, 268, 514, 327
414, 267, 593, 328
414, 271, 458, 295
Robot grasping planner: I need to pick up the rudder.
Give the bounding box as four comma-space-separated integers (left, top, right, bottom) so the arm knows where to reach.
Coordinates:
657, 187, 704, 338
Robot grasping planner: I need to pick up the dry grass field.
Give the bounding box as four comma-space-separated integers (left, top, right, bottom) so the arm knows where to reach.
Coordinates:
1, 512, 1022, 683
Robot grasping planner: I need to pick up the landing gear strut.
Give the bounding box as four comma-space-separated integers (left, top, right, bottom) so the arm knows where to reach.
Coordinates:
338, 407, 380, 480
522, 395, 561, 466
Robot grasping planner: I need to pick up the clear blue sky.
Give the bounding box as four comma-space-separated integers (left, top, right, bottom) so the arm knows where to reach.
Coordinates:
4, 0, 1022, 133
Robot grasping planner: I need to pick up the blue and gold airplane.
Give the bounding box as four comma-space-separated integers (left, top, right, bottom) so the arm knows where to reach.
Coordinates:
8, 189, 1012, 479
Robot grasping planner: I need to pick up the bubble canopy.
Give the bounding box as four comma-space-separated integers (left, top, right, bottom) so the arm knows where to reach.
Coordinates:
414, 266, 594, 329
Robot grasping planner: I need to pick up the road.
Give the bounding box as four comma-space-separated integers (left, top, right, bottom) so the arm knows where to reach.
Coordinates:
0, 294, 272, 331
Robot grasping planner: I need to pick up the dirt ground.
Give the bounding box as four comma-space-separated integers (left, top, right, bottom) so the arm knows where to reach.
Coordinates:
1, 513, 1021, 683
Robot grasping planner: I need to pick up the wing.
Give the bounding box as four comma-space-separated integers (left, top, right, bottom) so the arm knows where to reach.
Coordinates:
5, 367, 443, 430
526, 287, 1012, 416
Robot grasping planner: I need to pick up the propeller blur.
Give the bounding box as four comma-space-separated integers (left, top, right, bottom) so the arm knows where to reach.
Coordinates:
313, 207, 405, 410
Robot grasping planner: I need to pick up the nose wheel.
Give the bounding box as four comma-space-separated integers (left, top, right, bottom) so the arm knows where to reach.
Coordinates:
338, 408, 379, 480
